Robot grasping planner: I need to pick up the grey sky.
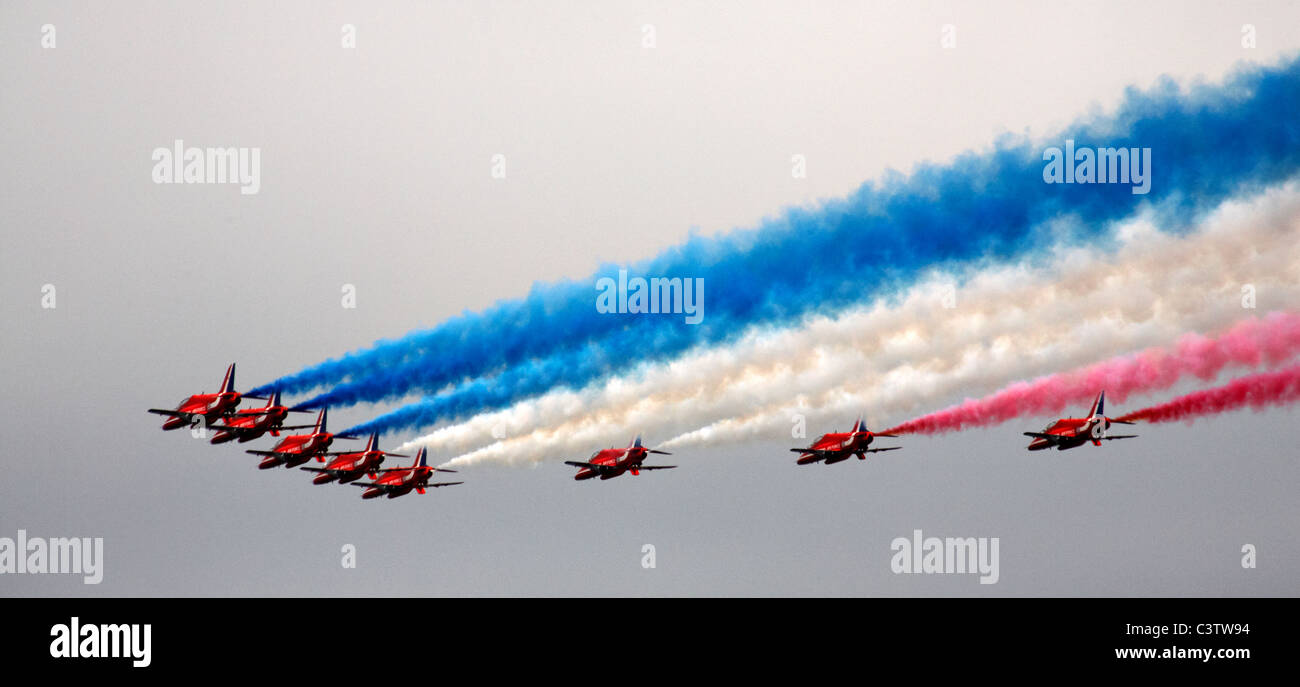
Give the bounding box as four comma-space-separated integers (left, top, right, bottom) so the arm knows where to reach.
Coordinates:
2, 1, 1297, 596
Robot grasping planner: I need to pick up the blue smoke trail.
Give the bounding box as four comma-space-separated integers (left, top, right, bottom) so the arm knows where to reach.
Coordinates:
268, 57, 1300, 437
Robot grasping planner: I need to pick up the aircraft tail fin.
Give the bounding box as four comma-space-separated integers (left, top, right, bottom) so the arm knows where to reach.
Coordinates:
366, 432, 379, 452
1088, 391, 1105, 419
219, 363, 236, 394
315, 407, 328, 434
632, 434, 644, 449
852, 415, 865, 433
416, 447, 428, 468
267, 390, 280, 408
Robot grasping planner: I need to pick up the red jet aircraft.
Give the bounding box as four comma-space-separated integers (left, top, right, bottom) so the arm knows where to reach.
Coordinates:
351, 447, 462, 499
147, 363, 247, 431
791, 417, 901, 465
208, 390, 314, 445
300, 432, 425, 485
1024, 391, 1138, 451
564, 435, 675, 481
245, 408, 354, 469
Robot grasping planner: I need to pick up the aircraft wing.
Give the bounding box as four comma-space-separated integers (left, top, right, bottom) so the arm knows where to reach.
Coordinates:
371, 466, 456, 473
147, 408, 200, 418
213, 423, 315, 433
1100, 434, 1138, 441
564, 461, 662, 474
646, 449, 673, 455
789, 448, 844, 457
245, 449, 305, 458
348, 480, 464, 489
865, 447, 902, 453
1023, 432, 1064, 442
564, 460, 620, 473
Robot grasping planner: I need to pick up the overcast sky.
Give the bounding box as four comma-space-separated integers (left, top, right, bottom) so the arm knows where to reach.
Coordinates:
2, 0, 1298, 596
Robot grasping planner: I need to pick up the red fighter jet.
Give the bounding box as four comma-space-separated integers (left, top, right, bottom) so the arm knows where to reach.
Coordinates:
245, 408, 355, 469
1024, 391, 1138, 451
299, 432, 429, 485
208, 390, 315, 445
147, 363, 247, 431
791, 416, 901, 465
564, 435, 675, 481
351, 447, 462, 499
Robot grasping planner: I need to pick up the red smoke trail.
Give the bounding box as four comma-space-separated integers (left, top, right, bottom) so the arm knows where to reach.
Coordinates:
1116, 364, 1300, 423
883, 311, 1300, 435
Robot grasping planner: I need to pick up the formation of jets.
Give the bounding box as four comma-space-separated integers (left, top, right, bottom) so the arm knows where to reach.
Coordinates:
150, 366, 1141, 499
147, 364, 463, 500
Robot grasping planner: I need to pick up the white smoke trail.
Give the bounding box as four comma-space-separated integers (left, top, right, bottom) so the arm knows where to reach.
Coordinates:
399, 184, 1300, 467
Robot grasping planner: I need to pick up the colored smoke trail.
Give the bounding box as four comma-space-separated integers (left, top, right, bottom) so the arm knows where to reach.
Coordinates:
263, 56, 1300, 430
881, 312, 1300, 436
406, 187, 1300, 465
640, 188, 1300, 451
1116, 365, 1300, 423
